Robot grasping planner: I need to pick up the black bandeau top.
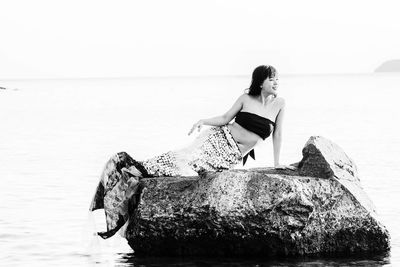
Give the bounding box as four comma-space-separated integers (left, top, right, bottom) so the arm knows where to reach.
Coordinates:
234, 111, 275, 140
234, 111, 276, 165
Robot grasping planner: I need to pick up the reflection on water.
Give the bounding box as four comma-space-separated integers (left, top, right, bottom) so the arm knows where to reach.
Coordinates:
113, 252, 391, 266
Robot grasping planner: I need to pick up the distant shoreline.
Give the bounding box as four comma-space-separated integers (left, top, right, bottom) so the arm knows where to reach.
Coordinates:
375, 59, 400, 72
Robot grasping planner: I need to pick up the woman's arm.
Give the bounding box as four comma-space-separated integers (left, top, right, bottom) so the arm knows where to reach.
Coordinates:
188, 94, 246, 135
272, 98, 285, 167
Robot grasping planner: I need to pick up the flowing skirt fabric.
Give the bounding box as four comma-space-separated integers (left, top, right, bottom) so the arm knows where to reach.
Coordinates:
89, 125, 242, 239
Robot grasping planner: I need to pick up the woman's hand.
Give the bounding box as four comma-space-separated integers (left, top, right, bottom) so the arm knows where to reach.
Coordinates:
274, 164, 297, 171
188, 120, 204, 136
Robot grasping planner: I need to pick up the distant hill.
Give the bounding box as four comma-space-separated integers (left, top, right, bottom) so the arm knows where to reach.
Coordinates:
375, 60, 400, 72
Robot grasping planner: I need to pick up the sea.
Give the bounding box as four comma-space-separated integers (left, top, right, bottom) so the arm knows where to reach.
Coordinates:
0, 73, 399, 266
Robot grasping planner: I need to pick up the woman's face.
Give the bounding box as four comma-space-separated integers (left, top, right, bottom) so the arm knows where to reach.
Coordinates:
261, 75, 279, 96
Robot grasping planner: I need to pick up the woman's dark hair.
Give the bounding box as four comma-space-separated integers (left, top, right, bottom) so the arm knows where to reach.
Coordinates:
247, 65, 277, 96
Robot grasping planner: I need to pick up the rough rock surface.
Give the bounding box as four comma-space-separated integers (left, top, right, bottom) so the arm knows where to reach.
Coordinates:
123, 136, 390, 256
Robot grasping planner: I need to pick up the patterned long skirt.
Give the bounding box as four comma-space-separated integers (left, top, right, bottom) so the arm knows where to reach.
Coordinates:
89, 125, 242, 239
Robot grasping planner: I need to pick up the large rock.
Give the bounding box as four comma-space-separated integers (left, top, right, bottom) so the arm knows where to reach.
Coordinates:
124, 136, 390, 256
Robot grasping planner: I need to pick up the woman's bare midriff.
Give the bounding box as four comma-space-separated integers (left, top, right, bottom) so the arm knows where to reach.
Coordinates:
227, 122, 261, 156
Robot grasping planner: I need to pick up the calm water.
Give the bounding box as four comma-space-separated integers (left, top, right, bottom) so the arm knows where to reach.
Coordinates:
0, 73, 399, 266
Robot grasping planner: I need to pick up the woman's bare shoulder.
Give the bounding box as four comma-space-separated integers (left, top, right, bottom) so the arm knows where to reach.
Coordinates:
274, 96, 286, 108
236, 93, 251, 103
240, 93, 250, 99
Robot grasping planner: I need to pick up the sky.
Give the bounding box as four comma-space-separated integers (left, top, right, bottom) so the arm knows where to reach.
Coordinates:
1, 0, 400, 79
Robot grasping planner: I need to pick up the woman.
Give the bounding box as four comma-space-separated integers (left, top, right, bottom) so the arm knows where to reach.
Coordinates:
188, 64, 286, 168
89, 65, 293, 239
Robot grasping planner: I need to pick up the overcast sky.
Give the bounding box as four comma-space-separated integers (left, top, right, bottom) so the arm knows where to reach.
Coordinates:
1, 0, 399, 79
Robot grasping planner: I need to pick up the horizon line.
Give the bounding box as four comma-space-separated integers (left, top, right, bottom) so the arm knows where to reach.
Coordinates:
0, 71, 391, 82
